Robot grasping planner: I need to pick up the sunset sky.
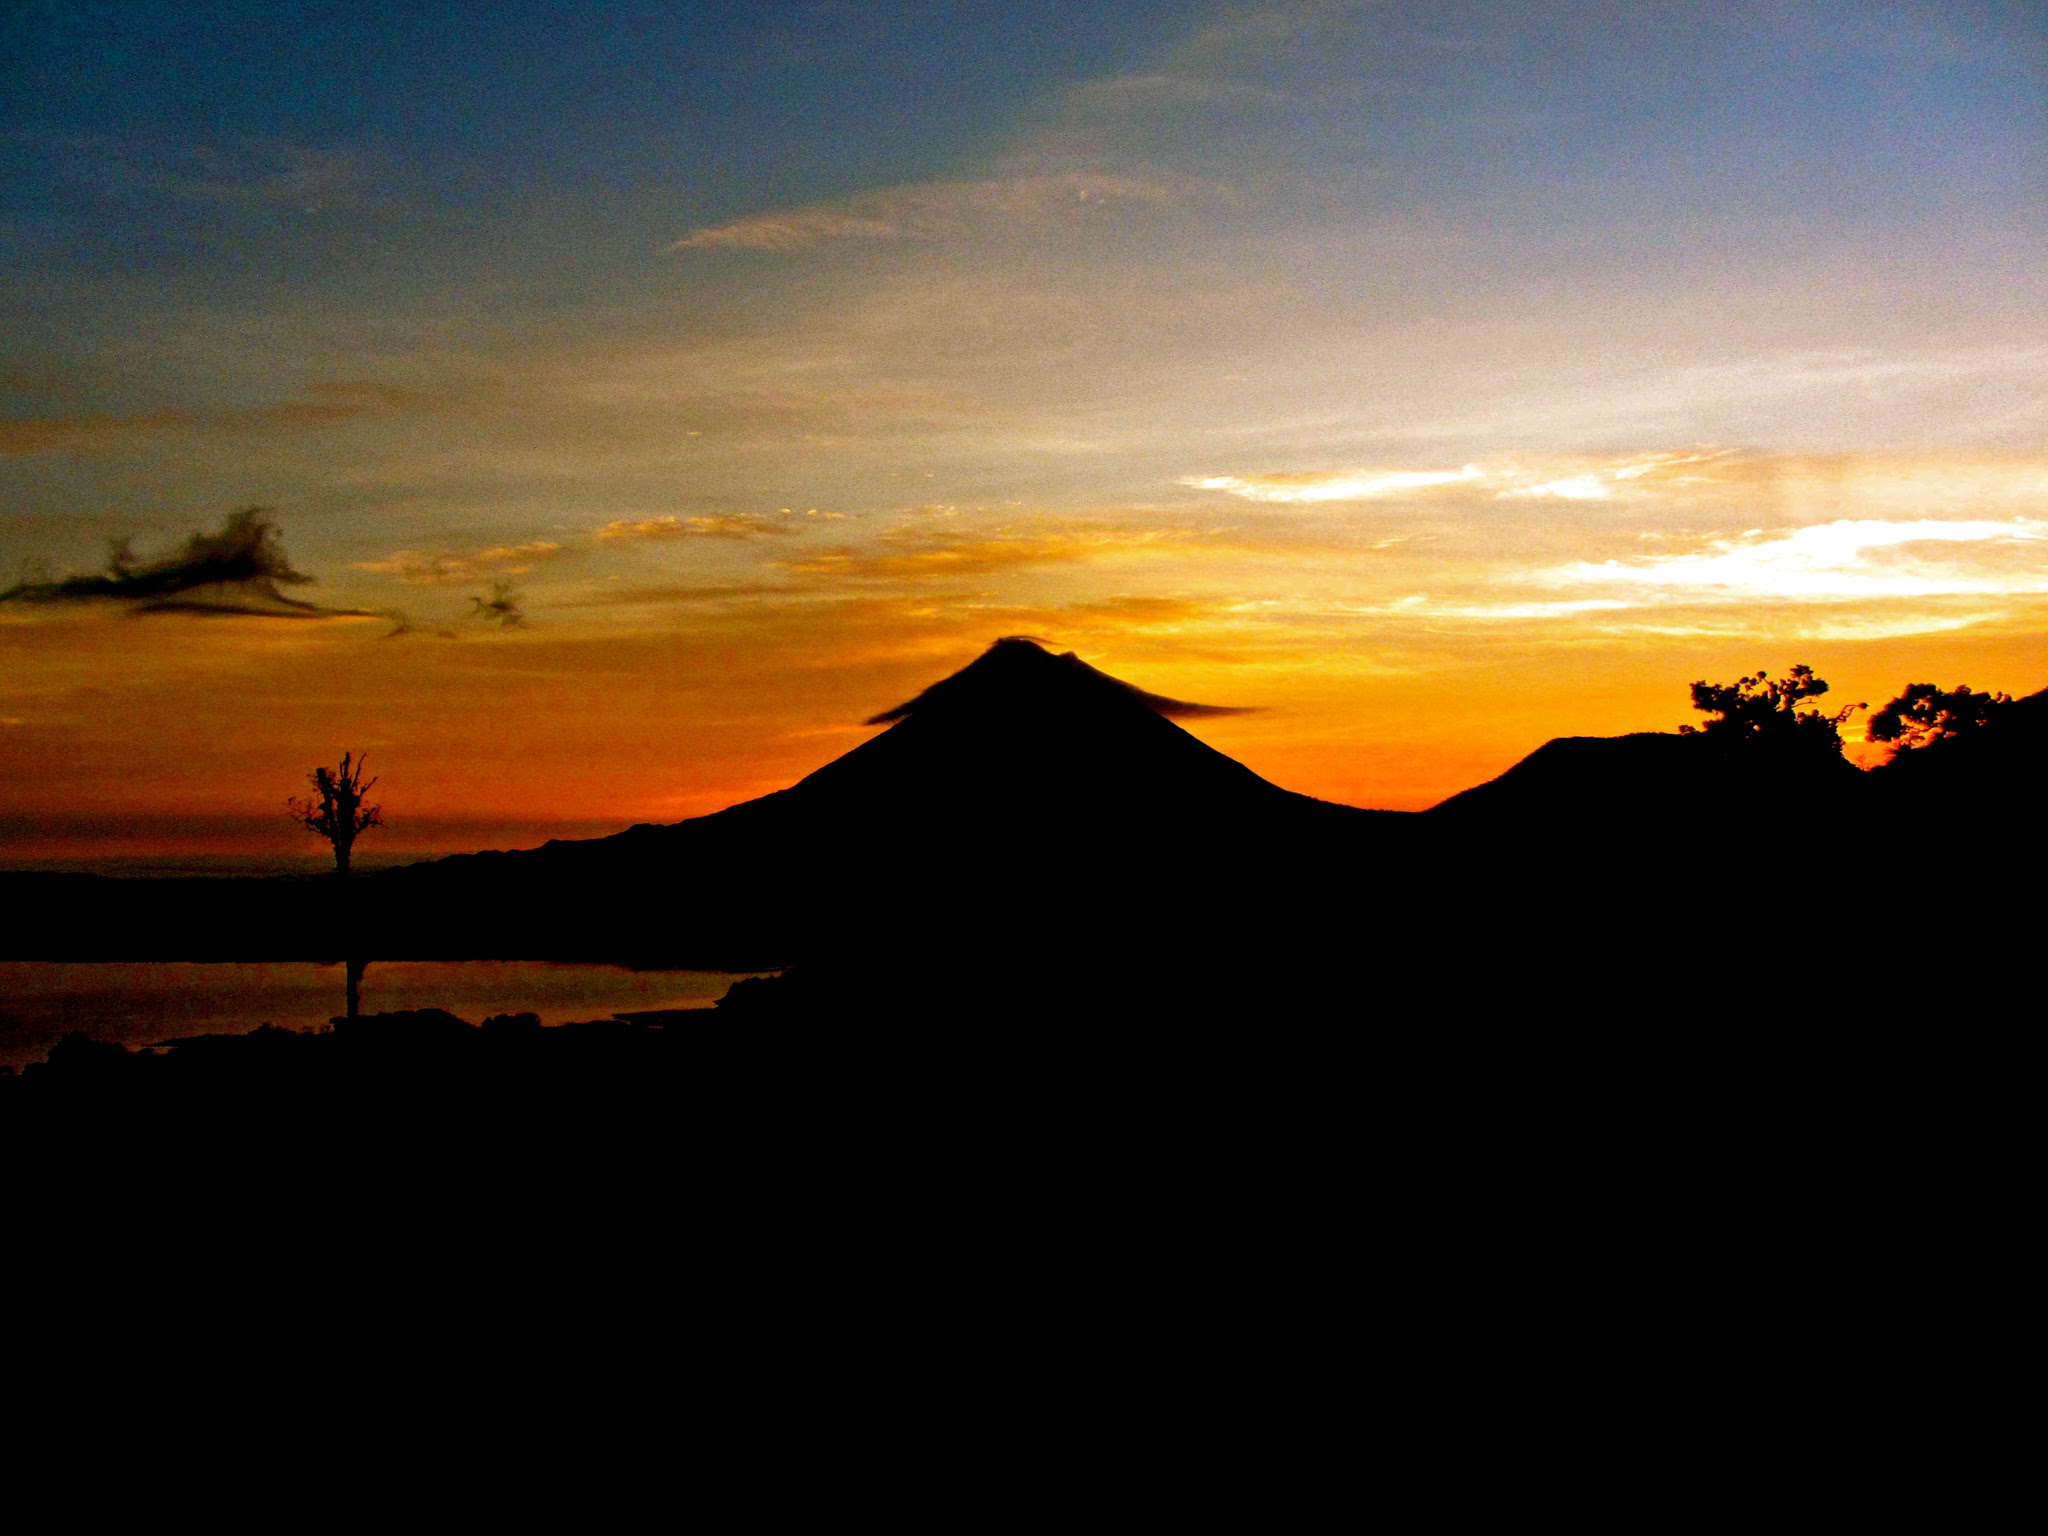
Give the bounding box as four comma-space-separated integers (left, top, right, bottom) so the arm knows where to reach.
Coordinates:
3, 0, 2044, 868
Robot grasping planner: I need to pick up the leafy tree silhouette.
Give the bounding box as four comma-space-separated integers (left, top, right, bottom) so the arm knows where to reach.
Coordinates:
1680, 665, 1863, 758
288, 752, 382, 875
1866, 683, 2011, 759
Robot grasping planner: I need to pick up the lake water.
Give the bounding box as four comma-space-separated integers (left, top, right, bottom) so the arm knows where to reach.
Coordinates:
0, 961, 769, 1071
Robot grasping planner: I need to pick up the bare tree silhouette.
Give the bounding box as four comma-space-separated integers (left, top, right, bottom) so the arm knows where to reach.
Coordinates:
288, 752, 383, 875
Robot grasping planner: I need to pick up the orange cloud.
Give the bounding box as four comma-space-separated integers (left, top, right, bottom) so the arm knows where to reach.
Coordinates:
355, 541, 565, 585
0, 408, 197, 453
594, 513, 797, 541
556, 582, 799, 609
773, 527, 1191, 583
0, 382, 433, 455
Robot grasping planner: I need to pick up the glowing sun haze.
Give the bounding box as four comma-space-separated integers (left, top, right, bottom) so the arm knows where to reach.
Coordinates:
2, 0, 2044, 865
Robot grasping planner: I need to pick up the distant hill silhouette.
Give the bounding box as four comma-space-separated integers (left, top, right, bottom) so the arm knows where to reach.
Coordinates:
1420, 680, 2048, 858
1428, 729, 1864, 836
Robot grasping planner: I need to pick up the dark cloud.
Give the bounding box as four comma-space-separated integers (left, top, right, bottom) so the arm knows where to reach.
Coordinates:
470, 580, 525, 627
0, 508, 370, 618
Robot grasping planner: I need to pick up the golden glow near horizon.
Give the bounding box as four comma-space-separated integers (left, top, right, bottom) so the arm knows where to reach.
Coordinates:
9, 443, 2048, 852
3, 2, 2044, 861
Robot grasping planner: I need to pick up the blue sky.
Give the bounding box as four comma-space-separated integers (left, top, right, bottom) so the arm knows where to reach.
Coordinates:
7, 1, 2039, 404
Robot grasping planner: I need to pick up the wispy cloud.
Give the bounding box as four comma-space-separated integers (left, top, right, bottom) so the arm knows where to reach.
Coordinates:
1184, 452, 1728, 505
1495, 452, 1727, 500
0, 382, 432, 456
1033, 0, 1380, 165
671, 173, 1178, 252
1381, 348, 2048, 450
1185, 466, 1483, 502
48, 134, 375, 214
1799, 611, 2008, 641
594, 513, 801, 541
147, 141, 367, 211
554, 582, 800, 610
355, 541, 565, 586
1422, 598, 1637, 621
1223, 594, 1635, 623
1030, 595, 1217, 628
774, 526, 1191, 584
775, 539, 1082, 582
1544, 518, 2048, 600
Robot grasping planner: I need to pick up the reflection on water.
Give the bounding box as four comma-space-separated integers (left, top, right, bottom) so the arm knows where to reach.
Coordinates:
0, 961, 765, 1070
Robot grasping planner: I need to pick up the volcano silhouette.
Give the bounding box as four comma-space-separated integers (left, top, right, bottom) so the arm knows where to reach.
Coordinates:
372, 637, 1394, 967
719, 636, 1332, 836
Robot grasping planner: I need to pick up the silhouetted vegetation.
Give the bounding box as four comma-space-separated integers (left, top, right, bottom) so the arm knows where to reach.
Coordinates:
1679, 664, 1863, 759
289, 751, 382, 875
1867, 682, 2012, 759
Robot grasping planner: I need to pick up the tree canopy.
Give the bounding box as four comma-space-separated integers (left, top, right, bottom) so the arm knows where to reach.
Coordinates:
1679, 665, 1862, 758
1866, 683, 2012, 759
